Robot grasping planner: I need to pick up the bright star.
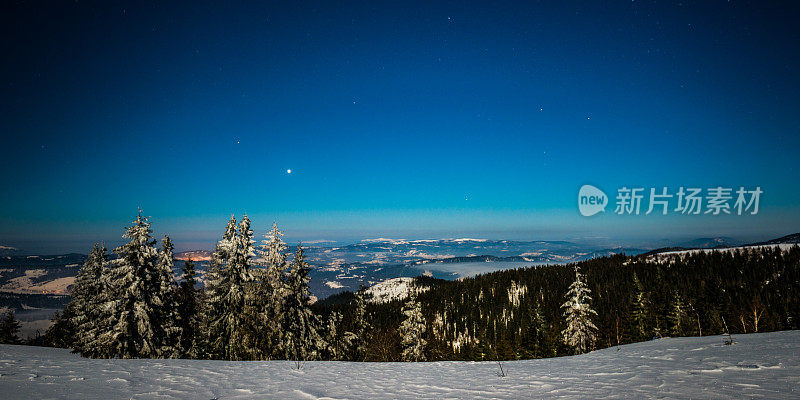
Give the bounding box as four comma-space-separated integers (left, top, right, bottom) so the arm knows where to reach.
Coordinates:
286, 169, 292, 174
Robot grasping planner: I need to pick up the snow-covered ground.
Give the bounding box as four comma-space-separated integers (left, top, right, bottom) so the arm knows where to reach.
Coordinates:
1, 331, 798, 399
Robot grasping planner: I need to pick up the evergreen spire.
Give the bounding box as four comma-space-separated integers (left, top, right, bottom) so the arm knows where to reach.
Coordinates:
325, 311, 351, 361
523, 289, 548, 359
102, 210, 179, 359
351, 286, 372, 361
157, 235, 182, 358
249, 221, 289, 359
281, 244, 324, 365
561, 266, 597, 354
668, 290, 687, 336
400, 295, 427, 361
631, 272, 650, 341
177, 259, 200, 358
257, 221, 288, 272
69, 242, 108, 356
0, 310, 22, 344
202, 214, 255, 360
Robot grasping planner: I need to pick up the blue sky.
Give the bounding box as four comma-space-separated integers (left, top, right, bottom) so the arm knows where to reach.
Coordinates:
1, 1, 799, 252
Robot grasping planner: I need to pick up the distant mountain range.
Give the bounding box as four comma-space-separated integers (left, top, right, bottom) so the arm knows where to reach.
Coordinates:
753, 232, 800, 245
679, 237, 736, 249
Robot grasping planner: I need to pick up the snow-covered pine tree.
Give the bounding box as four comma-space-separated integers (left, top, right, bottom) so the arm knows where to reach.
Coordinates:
232, 214, 256, 279
350, 287, 372, 361
199, 215, 237, 358
281, 244, 324, 366
207, 214, 256, 360
176, 259, 200, 358
257, 222, 288, 274
249, 221, 289, 359
102, 210, 178, 359
69, 243, 108, 356
324, 311, 352, 361
399, 295, 427, 361
233, 214, 257, 359
156, 235, 182, 357
88, 256, 125, 358
204, 214, 238, 294
561, 266, 597, 354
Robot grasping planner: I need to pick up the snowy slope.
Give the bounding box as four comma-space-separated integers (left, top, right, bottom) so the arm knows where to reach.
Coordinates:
1, 331, 799, 399
364, 277, 428, 303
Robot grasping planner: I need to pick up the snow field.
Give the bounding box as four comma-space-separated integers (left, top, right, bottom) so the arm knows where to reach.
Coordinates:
0, 330, 798, 399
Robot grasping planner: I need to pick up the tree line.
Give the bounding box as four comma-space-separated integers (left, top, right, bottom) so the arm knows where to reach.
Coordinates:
356, 245, 800, 361
12, 211, 800, 363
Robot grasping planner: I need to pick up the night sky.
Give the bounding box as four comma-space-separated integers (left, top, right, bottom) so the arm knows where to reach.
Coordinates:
2, 1, 799, 252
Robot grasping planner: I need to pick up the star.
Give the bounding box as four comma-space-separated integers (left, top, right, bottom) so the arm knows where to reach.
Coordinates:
286, 169, 292, 174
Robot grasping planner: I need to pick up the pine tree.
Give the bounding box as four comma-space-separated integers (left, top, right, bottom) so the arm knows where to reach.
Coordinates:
523, 290, 548, 358
41, 310, 75, 348
157, 235, 182, 357
231, 214, 255, 284
0, 310, 22, 344
281, 244, 324, 366
325, 311, 353, 361
101, 210, 179, 359
204, 214, 255, 360
630, 273, 650, 341
350, 286, 372, 361
69, 243, 108, 356
668, 290, 687, 337
399, 295, 427, 361
200, 214, 237, 358
177, 259, 200, 357
257, 222, 288, 273
250, 221, 289, 359
561, 266, 597, 354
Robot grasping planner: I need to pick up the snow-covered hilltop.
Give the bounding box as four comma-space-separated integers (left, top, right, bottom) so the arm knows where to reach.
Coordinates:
1, 330, 798, 399
643, 232, 800, 260
643, 243, 800, 264
657, 243, 797, 257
